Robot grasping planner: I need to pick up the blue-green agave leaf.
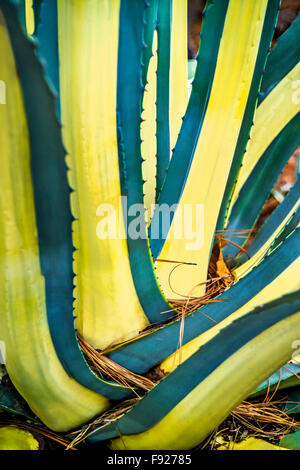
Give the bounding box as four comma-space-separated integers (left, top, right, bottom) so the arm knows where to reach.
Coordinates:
33, 0, 60, 116
155, 0, 171, 200
280, 430, 300, 450
116, 0, 174, 323
0, 0, 131, 400
216, 0, 281, 231
149, 0, 229, 257
88, 291, 300, 443
223, 112, 300, 261
259, 12, 300, 103
252, 364, 300, 396
109, 228, 300, 374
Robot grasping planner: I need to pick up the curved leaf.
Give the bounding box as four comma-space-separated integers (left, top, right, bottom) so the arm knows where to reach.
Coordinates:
116, 0, 174, 323
228, 62, 300, 213
0, 2, 109, 431
155, 0, 171, 200
58, 0, 151, 349
217, 436, 288, 450
88, 292, 300, 449
216, 0, 281, 230
0, 426, 40, 450
252, 364, 300, 396
33, 0, 60, 116
236, 179, 300, 267
150, 0, 279, 300
109, 229, 300, 374
223, 112, 300, 260
280, 430, 300, 450
259, 13, 300, 102
3, 0, 134, 400
149, 0, 229, 258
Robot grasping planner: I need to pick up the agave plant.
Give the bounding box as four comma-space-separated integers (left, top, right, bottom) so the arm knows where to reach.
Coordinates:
0, 0, 300, 450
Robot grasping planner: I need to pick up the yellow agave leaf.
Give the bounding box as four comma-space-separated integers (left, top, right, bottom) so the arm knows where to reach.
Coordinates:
25, 0, 34, 35
142, 0, 188, 218
110, 310, 300, 449
169, 0, 188, 153
141, 31, 157, 223
161, 256, 300, 373
291, 353, 300, 364
216, 436, 288, 450
58, 0, 149, 349
156, 0, 269, 300
235, 216, 300, 280
0, 9, 109, 431
0, 427, 40, 451
228, 62, 300, 216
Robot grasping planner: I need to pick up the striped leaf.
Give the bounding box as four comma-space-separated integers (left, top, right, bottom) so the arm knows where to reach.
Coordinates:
108, 228, 300, 374
149, 0, 279, 300
88, 292, 300, 449
0, 1, 110, 431
223, 112, 300, 261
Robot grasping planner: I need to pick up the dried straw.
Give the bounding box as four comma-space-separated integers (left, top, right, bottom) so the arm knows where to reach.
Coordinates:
66, 398, 138, 450
78, 335, 155, 395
